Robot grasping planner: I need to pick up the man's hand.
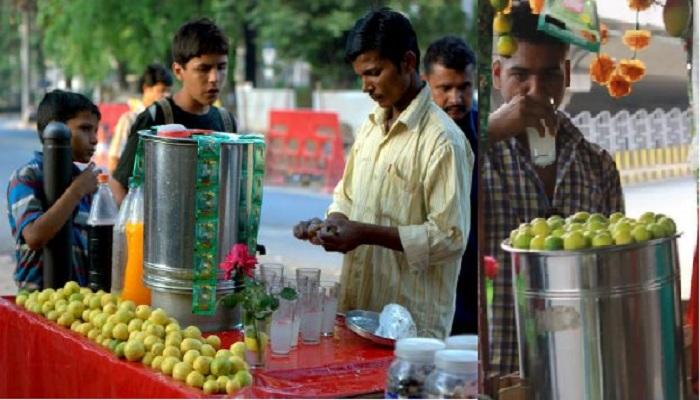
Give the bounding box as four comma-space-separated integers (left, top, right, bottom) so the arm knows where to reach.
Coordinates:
69, 162, 99, 198
293, 217, 324, 245
487, 94, 559, 144
317, 218, 364, 254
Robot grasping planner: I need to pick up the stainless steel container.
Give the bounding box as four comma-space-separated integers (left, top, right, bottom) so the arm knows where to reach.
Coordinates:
502, 236, 686, 400
140, 131, 246, 331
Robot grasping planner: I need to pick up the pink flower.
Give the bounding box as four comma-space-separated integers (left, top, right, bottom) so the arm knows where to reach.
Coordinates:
219, 244, 257, 280
484, 256, 499, 280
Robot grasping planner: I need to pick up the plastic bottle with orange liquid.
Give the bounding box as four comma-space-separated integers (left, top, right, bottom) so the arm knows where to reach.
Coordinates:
120, 185, 150, 305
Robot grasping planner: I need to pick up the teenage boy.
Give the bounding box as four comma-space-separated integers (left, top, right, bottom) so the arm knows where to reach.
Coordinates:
111, 18, 236, 203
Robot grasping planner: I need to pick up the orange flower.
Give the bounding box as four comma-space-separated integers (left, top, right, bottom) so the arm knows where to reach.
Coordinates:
618, 59, 646, 82
628, 0, 653, 11
623, 30, 652, 51
589, 54, 616, 85
607, 72, 632, 98
600, 23, 609, 45
529, 0, 544, 14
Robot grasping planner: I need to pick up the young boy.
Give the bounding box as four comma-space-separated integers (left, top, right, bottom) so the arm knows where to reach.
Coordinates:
7, 90, 101, 290
111, 17, 237, 203
107, 63, 173, 172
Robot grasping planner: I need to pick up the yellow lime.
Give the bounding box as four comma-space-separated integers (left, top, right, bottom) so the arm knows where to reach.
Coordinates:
186, 370, 205, 388
172, 361, 193, 381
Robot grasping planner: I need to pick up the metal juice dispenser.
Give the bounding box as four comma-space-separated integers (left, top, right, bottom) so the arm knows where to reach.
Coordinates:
502, 236, 686, 400
135, 129, 265, 332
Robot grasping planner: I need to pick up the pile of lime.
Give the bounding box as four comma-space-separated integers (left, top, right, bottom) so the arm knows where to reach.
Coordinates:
508, 211, 677, 251
15, 282, 253, 395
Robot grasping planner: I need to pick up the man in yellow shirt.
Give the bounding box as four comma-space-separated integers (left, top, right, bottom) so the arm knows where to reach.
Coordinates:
293, 8, 473, 338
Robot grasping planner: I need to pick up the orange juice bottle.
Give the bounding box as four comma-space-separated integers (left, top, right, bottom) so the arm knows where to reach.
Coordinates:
120, 186, 150, 305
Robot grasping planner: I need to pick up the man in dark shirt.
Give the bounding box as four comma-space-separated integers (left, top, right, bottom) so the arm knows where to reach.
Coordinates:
111, 18, 236, 203
423, 36, 478, 335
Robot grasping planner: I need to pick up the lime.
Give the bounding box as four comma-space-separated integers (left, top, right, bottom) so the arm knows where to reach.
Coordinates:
183, 349, 201, 365
183, 325, 202, 340
609, 212, 624, 223
591, 233, 614, 247
567, 222, 585, 232
142, 352, 154, 367
638, 211, 656, 224
149, 308, 170, 326
229, 355, 246, 373
151, 355, 164, 370
181, 337, 202, 353
161, 356, 180, 375
186, 371, 205, 388
572, 211, 590, 223
162, 345, 181, 359
493, 12, 513, 34
657, 217, 676, 236
118, 300, 136, 312
133, 304, 151, 320
529, 235, 546, 250
613, 230, 634, 245
172, 361, 193, 381
513, 231, 533, 249
563, 231, 587, 250
165, 322, 181, 334
226, 377, 241, 395
496, 35, 518, 57
115, 342, 127, 358
203, 380, 219, 395
143, 334, 161, 351
631, 225, 651, 242
124, 339, 146, 362
230, 342, 246, 358
543, 236, 564, 250
235, 370, 253, 387
216, 375, 230, 392
531, 221, 550, 237
646, 223, 667, 239
151, 343, 165, 357
200, 343, 216, 357
127, 318, 143, 333
64, 281, 80, 295
205, 335, 221, 350
193, 355, 212, 375
210, 357, 232, 377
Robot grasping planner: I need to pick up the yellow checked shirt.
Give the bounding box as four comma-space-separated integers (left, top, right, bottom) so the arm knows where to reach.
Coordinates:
328, 85, 473, 338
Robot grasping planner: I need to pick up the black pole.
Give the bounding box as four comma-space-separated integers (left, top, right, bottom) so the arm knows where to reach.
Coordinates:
42, 121, 73, 289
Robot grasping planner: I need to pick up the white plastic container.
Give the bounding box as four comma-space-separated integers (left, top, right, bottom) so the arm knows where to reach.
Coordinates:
445, 334, 478, 351
526, 123, 556, 167
424, 349, 478, 399
385, 338, 446, 398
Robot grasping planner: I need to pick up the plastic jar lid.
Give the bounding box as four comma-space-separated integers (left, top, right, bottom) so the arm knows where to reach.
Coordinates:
434, 350, 478, 374
394, 338, 446, 364
445, 334, 478, 350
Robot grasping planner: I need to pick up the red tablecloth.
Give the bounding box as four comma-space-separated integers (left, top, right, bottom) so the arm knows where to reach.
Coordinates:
0, 297, 393, 398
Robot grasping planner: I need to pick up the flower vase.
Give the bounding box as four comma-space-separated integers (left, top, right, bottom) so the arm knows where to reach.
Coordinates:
242, 309, 271, 369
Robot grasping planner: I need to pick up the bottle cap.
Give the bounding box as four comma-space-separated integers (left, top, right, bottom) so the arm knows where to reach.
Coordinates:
445, 334, 478, 350
434, 349, 478, 374
394, 337, 445, 364
97, 173, 109, 184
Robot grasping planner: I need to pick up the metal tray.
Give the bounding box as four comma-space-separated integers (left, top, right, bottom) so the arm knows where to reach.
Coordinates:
345, 310, 396, 347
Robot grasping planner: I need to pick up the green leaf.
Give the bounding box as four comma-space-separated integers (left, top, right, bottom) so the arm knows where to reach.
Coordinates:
279, 287, 298, 301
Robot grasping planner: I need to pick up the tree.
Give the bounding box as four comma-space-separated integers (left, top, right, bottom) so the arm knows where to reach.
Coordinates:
250, 0, 472, 88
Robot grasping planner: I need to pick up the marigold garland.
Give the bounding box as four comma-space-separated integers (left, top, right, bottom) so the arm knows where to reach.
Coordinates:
623, 29, 652, 51
627, 0, 653, 11
589, 54, 616, 85
607, 72, 633, 98
618, 59, 646, 82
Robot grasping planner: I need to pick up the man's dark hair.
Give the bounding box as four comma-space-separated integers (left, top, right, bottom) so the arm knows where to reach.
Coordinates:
510, 4, 568, 48
345, 8, 420, 73
138, 63, 173, 93
172, 18, 229, 66
424, 36, 476, 74
36, 90, 100, 142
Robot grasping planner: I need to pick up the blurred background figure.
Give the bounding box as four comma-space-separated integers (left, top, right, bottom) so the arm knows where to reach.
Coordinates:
423, 35, 477, 335
107, 64, 172, 172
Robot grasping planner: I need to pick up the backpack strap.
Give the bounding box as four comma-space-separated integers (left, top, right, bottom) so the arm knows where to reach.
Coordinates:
217, 106, 236, 132
148, 98, 175, 125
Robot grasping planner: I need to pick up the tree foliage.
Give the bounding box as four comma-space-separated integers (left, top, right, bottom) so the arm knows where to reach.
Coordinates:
2, 0, 475, 103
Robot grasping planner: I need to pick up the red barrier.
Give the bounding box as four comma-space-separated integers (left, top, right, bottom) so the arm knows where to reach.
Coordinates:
95, 103, 130, 170
265, 109, 346, 193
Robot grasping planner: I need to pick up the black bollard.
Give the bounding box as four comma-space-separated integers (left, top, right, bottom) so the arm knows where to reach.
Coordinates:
42, 121, 73, 289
